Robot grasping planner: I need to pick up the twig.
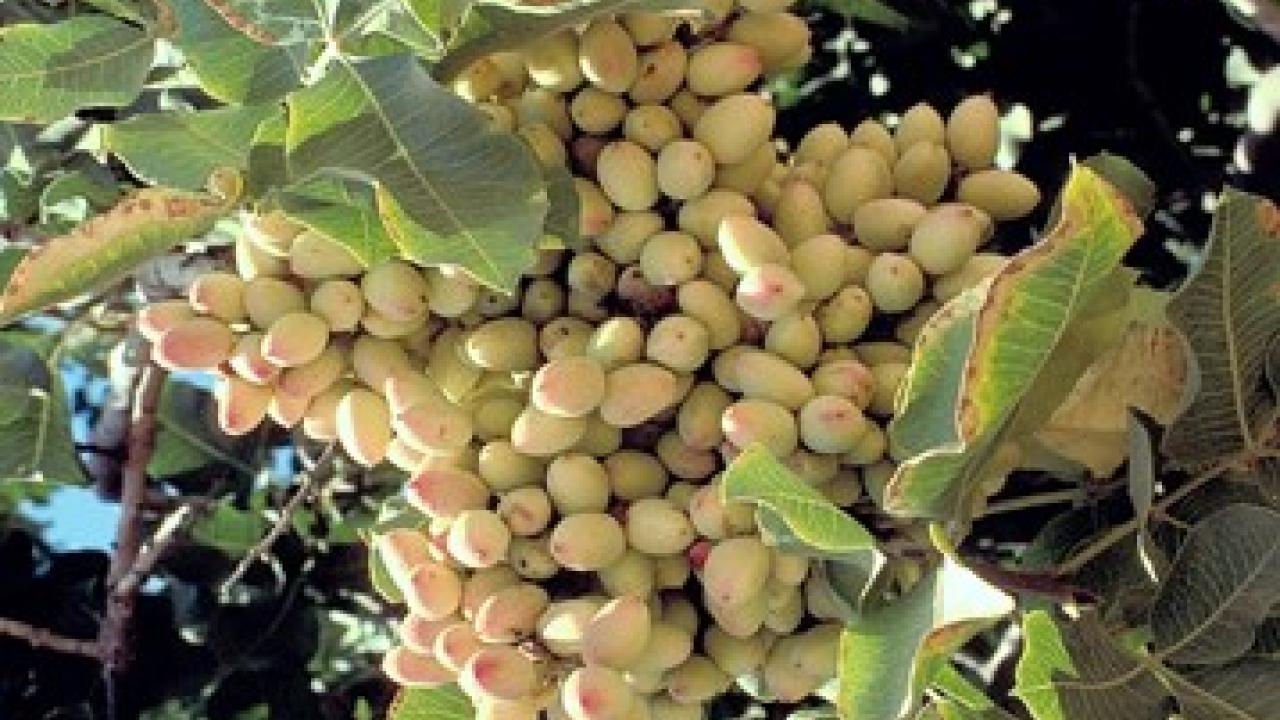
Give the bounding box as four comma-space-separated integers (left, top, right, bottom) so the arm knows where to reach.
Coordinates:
966, 558, 1099, 605
0, 618, 101, 659
99, 363, 165, 683
1055, 462, 1227, 577
220, 444, 339, 593
979, 488, 1086, 518
113, 503, 202, 598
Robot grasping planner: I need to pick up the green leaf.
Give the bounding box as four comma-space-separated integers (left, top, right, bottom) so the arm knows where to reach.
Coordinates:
1170, 658, 1280, 720
188, 0, 326, 45
192, 505, 269, 554
1014, 611, 1167, 720
838, 558, 1015, 720
38, 169, 122, 230
888, 283, 985, 462
1163, 189, 1280, 468
0, 188, 228, 326
809, 0, 910, 31
277, 178, 399, 266
0, 332, 85, 483
0, 16, 154, 123
930, 664, 1003, 713
388, 685, 473, 720
170, 0, 305, 105
1150, 504, 1280, 665
103, 105, 276, 190
434, 0, 702, 81
884, 165, 1143, 524
723, 443, 879, 554
362, 495, 429, 603
148, 380, 257, 478
286, 54, 546, 290
543, 165, 582, 249
246, 112, 288, 198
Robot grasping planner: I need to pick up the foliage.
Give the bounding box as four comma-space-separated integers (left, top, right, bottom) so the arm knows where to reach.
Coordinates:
0, 0, 1276, 719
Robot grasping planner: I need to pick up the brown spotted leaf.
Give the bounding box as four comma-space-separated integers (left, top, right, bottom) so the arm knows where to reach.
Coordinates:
0, 189, 228, 325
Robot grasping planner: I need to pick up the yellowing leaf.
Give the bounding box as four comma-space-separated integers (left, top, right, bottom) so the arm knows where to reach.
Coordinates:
0, 189, 228, 325
1036, 296, 1188, 475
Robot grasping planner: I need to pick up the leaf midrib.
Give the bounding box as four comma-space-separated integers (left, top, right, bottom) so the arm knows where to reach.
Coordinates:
338, 57, 505, 284
0, 22, 151, 84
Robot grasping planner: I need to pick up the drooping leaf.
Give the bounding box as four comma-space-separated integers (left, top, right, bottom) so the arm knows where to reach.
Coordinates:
1014, 611, 1167, 720
1150, 504, 1280, 666
1163, 190, 1280, 468
1170, 658, 1280, 720
103, 105, 277, 190
286, 54, 545, 290
888, 282, 986, 462
434, 0, 703, 81
885, 166, 1143, 523
277, 177, 399, 266
170, 0, 305, 105
0, 188, 228, 325
0, 332, 85, 483
38, 168, 123, 230
837, 558, 1014, 720
388, 685, 473, 720
1034, 292, 1187, 476
0, 16, 154, 123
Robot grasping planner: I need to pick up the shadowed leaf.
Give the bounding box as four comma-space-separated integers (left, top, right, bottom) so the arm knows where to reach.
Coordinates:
1163, 189, 1280, 468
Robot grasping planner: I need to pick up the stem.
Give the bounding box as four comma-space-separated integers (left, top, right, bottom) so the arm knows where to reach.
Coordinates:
0, 618, 101, 659
220, 444, 338, 594
1055, 463, 1226, 576
980, 488, 1085, 518
99, 364, 165, 688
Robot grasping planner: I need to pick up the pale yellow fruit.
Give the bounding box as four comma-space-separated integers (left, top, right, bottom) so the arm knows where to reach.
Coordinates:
571, 87, 628, 134
726, 11, 810, 72
893, 141, 951, 204
629, 40, 686, 103
188, 271, 246, 323
216, 377, 272, 436
336, 388, 392, 467
791, 233, 847, 300
795, 121, 849, 166
289, 230, 363, 279
894, 102, 946, 151
716, 215, 788, 273
686, 43, 763, 96
852, 197, 928, 251
597, 140, 659, 211
679, 190, 756, 247
580, 20, 639, 93
599, 363, 678, 427
946, 94, 1000, 170
713, 140, 777, 195
153, 318, 234, 370
771, 180, 830, 247
849, 118, 897, 166
694, 94, 775, 165
622, 104, 683, 152
865, 253, 926, 314
309, 279, 364, 332
243, 277, 306, 329
523, 30, 582, 92
656, 140, 715, 201
261, 311, 329, 368
823, 146, 893, 223
956, 169, 1041, 220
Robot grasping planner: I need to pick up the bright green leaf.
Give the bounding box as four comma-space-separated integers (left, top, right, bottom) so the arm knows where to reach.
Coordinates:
1150, 504, 1280, 665
0, 16, 153, 123
388, 685, 473, 720
192, 505, 269, 554
838, 558, 1015, 720
277, 178, 399, 267
1163, 189, 1280, 468
286, 54, 545, 290
543, 165, 582, 249
0, 188, 228, 326
103, 104, 276, 190
1014, 610, 1167, 720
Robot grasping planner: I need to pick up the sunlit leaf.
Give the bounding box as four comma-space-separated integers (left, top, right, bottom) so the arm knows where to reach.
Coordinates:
885, 166, 1143, 523
0, 16, 154, 123
277, 177, 399, 266
838, 558, 1014, 720
193, 0, 325, 45
1163, 189, 1280, 468
286, 54, 545, 290
103, 105, 277, 190
0, 188, 228, 325
192, 505, 269, 554
1150, 504, 1280, 666
389, 685, 472, 720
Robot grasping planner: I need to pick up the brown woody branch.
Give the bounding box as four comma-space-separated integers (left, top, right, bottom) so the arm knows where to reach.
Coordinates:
0, 617, 101, 659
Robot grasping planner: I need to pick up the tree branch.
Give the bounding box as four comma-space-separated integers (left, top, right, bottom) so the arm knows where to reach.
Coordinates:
220, 444, 339, 594
0, 618, 101, 659
99, 363, 165, 677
